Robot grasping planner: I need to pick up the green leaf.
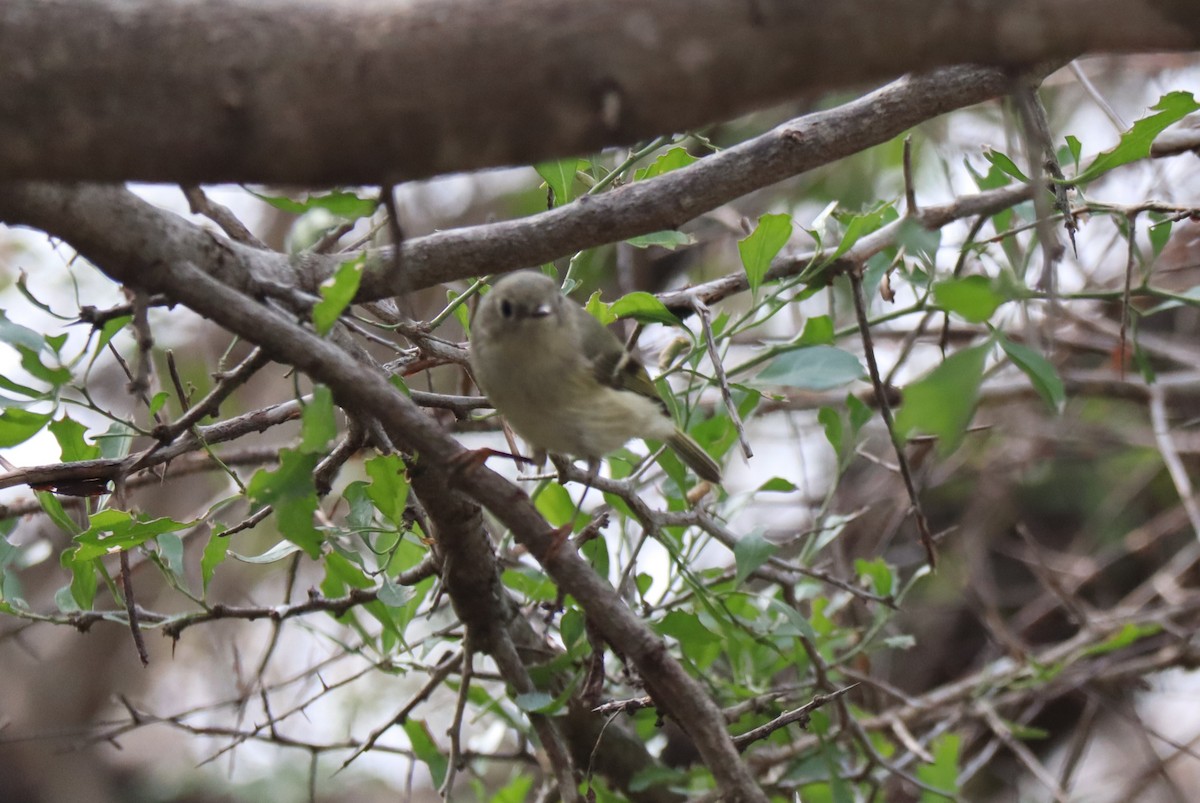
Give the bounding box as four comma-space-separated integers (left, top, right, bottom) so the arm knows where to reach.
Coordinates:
634, 146, 697, 180
625, 230, 694, 250
894, 344, 989, 454
37, 491, 79, 535
364, 454, 409, 526
72, 512, 194, 561
983, 148, 1030, 182
535, 158, 583, 205
854, 557, 894, 597
1148, 219, 1173, 258
322, 550, 372, 595
966, 158, 1013, 191
610, 291, 681, 326
998, 335, 1066, 413
53, 584, 79, 613
490, 775, 534, 803
733, 529, 777, 585
933, 276, 1007, 323
342, 481, 375, 531
229, 540, 303, 564
148, 391, 170, 417
201, 527, 230, 592
656, 610, 720, 646
759, 477, 797, 493
1075, 92, 1200, 183
514, 690, 571, 715
95, 314, 132, 354
584, 291, 618, 327
17, 345, 70, 386
98, 421, 134, 460
157, 533, 185, 578
757, 346, 866, 391
560, 608, 585, 649
0, 310, 46, 352
847, 393, 872, 432
16, 275, 72, 321
798, 315, 835, 346
830, 203, 898, 261
0, 409, 52, 448
1065, 135, 1083, 170
300, 385, 337, 453
445, 288, 472, 332
1081, 622, 1161, 658
819, 407, 845, 463
402, 720, 448, 787
61, 551, 97, 610
0, 373, 46, 400
247, 450, 323, 558
535, 482, 576, 528
376, 579, 413, 608
762, 597, 817, 640
312, 257, 364, 335
49, 415, 101, 462
917, 734, 961, 802
502, 568, 558, 601
738, 213, 792, 292
896, 218, 942, 265
252, 189, 378, 219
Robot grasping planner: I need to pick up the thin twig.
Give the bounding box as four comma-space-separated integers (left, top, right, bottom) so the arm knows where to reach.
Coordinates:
1148, 385, 1200, 542
119, 549, 149, 667
978, 701, 1069, 803
690, 295, 751, 459
902, 135, 917, 214
439, 647, 474, 799
341, 649, 463, 769
1119, 211, 1137, 379
1068, 61, 1128, 131
732, 685, 858, 750
848, 268, 936, 568
181, 185, 267, 249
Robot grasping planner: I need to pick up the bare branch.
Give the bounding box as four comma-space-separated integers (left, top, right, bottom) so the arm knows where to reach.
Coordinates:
1, 0, 1195, 183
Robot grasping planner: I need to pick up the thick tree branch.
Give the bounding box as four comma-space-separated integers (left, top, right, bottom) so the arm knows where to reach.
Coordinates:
1, 0, 1196, 183
0, 64, 1035, 305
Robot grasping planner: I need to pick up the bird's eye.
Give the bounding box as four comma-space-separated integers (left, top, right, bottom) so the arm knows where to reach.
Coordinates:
499, 299, 514, 318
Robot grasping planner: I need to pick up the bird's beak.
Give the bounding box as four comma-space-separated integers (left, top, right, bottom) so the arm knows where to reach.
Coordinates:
531, 303, 552, 318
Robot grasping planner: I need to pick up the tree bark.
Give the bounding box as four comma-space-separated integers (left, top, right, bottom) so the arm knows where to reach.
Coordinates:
0, 0, 1195, 184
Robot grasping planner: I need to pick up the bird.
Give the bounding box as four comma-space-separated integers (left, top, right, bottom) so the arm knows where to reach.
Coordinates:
469, 270, 722, 486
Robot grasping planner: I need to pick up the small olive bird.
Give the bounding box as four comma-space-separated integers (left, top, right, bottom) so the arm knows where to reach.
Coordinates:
470, 271, 722, 486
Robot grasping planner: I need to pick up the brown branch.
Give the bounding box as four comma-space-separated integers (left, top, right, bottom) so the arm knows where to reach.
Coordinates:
157, 558, 439, 641
731, 685, 858, 751
2, 0, 1195, 184
0, 64, 1039, 304
0, 447, 280, 519
119, 548, 150, 667
181, 185, 267, 249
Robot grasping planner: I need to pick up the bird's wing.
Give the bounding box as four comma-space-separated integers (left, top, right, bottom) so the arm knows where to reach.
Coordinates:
575, 307, 669, 415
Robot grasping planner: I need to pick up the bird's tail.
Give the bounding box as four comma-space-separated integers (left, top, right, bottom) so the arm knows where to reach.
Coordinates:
666, 430, 722, 484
